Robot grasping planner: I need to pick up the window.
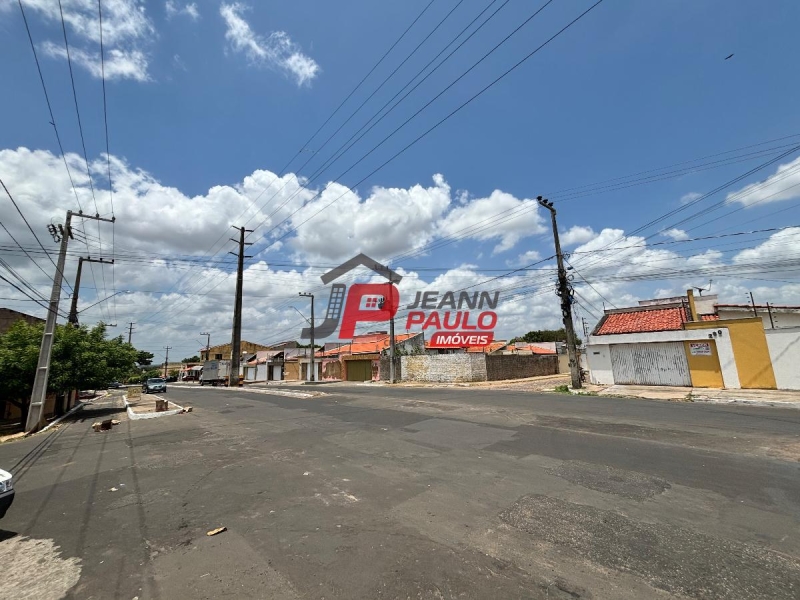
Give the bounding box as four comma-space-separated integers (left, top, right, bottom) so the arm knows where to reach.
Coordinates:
215, 353, 223, 360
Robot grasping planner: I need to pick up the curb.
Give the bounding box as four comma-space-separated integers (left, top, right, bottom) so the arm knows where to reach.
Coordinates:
171, 383, 318, 399
123, 395, 185, 420
37, 400, 86, 434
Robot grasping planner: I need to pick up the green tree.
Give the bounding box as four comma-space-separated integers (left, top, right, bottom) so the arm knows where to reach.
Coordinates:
136, 350, 154, 366
0, 321, 143, 422
169, 368, 180, 378
512, 328, 581, 346
182, 355, 200, 363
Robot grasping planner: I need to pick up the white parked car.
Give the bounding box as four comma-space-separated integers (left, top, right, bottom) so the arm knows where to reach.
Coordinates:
0, 468, 13, 519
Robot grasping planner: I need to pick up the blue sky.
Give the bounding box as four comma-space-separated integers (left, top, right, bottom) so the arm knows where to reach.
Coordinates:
1, 0, 800, 358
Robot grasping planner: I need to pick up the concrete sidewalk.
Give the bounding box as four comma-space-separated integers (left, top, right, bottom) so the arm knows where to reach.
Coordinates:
595, 384, 800, 407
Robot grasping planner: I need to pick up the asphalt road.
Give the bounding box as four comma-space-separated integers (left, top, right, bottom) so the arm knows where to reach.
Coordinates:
1, 383, 799, 599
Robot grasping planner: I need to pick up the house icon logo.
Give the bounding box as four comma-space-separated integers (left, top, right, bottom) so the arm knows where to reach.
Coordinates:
301, 253, 403, 340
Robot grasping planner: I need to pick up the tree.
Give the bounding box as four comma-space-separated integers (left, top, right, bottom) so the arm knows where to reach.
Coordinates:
512, 328, 582, 346
0, 320, 142, 423
169, 368, 180, 378
136, 350, 154, 366
182, 355, 200, 363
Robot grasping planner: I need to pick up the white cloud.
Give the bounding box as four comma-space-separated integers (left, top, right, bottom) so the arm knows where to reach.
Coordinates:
172, 53, 187, 71
219, 3, 319, 86
560, 225, 595, 246
663, 228, 689, 241
1, 0, 155, 81
507, 250, 541, 268
726, 156, 800, 207
166, 1, 199, 20
437, 190, 546, 255
680, 191, 703, 205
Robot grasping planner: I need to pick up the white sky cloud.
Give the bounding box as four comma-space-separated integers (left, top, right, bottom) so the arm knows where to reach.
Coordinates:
437, 191, 546, 255
3, 147, 800, 357
166, 1, 199, 21
1, 0, 156, 81
663, 228, 689, 241
561, 225, 595, 246
219, 3, 319, 86
680, 191, 703, 205
726, 156, 800, 207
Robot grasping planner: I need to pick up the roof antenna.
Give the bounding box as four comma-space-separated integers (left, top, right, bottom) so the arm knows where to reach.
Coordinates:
692, 280, 712, 296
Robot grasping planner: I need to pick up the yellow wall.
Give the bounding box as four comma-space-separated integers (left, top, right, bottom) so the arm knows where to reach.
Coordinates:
683, 340, 723, 388
685, 318, 776, 389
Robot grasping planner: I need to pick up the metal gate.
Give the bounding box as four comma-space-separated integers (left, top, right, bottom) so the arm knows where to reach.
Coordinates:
346, 360, 372, 381
610, 342, 691, 386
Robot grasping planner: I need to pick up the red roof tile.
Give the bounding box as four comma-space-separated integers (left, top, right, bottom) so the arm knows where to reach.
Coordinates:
466, 341, 508, 353
318, 333, 418, 357
700, 314, 720, 321
595, 306, 688, 335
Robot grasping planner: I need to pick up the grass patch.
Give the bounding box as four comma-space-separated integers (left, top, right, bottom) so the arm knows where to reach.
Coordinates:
554, 384, 571, 394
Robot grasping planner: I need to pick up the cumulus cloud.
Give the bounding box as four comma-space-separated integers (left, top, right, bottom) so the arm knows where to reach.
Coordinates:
507, 250, 541, 268
165, 1, 199, 20
1, 0, 156, 81
663, 228, 689, 241
726, 156, 800, 207
437, 190, 546, 255
560, 225, 596, 246
219, 3, 319, 86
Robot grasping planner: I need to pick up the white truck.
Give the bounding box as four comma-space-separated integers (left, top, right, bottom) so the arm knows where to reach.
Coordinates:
200, 359, 230, 386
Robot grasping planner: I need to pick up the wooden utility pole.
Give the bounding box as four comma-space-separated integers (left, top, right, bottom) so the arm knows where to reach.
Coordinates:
749, 291, 758, 318
229, 226, 252, 387
68, 256, 113, 326
299, 292, 315, 381
537, 196, 582, 389
26, 210, 115, 433
163, 346, 172, 378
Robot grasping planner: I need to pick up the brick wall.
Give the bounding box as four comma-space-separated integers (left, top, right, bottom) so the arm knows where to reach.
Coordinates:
400, 354, 487, 383
485, 354, 558, 381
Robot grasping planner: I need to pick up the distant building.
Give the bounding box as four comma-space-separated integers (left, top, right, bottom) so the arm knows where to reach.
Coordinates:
0, 307, 45, 335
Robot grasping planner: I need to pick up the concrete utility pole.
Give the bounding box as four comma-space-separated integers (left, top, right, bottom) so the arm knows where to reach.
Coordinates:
128, 322, 135, 344
299, 292, 315, 381
26, 210, 115, 433
537, 196, 582, 389
385, 278, 397, 383
229, 226, 253, 387
200, 331, 210, 360
749, 291, 758, 318
163, 346, 172, 378
68, 256, 113, 326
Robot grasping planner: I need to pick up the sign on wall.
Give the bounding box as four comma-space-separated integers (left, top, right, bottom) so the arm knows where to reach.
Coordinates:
689, 342, 712, 356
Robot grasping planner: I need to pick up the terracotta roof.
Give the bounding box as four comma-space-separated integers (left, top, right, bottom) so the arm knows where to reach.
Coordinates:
595, 306, 688, 335
699, 314, 720, 321
466, 341, 508, 353
517, 343, 557, 354
318, 333, 418, 357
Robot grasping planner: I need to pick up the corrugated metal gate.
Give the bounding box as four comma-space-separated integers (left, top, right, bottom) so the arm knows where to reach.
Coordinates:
346, 360, 372, 381
610, 342, 691, 386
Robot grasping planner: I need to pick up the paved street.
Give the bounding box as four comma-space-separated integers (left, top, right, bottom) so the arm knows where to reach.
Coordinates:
1, 384, 800, 599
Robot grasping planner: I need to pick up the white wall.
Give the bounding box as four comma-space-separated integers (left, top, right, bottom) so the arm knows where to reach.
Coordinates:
586, 328, 740, 388
765, 327, 800, 390
718, 308, 800, 329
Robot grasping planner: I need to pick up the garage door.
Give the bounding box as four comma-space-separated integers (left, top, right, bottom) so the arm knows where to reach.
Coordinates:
610, 342, 691, 386
346, 360, 372, 381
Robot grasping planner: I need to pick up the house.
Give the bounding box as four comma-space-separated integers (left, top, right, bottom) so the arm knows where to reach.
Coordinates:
283, 347, 320, 381
318, 332, 424, 381
242, 351, 284, 383
585, 289, 798, 390
200, 340, 272, 361
0, 307, 44, 335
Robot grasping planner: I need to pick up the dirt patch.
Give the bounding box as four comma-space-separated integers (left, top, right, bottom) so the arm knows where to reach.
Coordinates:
546, 460, 671, 501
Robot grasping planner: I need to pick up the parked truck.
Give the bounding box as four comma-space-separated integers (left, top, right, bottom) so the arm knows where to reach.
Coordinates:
200, 360, 230, 386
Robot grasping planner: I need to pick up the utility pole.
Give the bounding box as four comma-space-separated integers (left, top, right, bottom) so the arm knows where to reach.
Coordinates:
299, 292, 315, 381
749, 291, 758, 318
766, 302, 775, 329
537, 196, 582, 389
68, 256, 113, 326
229, 226, 253, 387
200, 331, 210, 360
383, 278, 397, 383
128, 322, 136, 344
582, 317, 590, 339
26, 210, 115, 433
163, 346, 172, 378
